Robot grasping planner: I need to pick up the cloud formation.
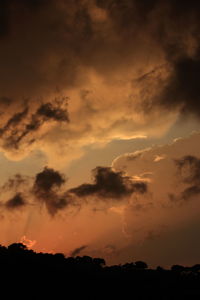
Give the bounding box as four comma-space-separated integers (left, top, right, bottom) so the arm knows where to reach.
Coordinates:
69, 166, 147, 199
1, 0, 200, 267
71, 245, 88, 257
32, 167, 71, 216
0, 0, 199, 163
30, 165, 147, 215
94, 0, 200, 117
0, 164, 147, 217
5, 193, 26, 210
33, 167, 66, 193
1, 174, 29, 192
0, 97, 69, 158
112, 132, 200, 242
158, 56, 200, 117
174, 155, 200, 202
176, 155, 200, 185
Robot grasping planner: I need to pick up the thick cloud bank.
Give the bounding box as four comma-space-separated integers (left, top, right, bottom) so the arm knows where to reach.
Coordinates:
0, 0, 200, 162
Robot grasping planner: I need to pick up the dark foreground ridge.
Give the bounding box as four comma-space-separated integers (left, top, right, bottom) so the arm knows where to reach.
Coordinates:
1, 243, 200, 299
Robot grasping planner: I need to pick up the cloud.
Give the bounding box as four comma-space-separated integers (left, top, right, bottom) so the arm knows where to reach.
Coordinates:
5, 193, 26, 210
2, 132, 200, 219
95, 0, 200, 117
0, 164, 147, 216
0, 167, 74, 216
111, 132, 200, 242
1, 1, 200, 264
0, 107, 29, 135
37, 102, 69, 122
113, 133, 200, 206
157, 55, 200, 117
0, 174, 31, 211
1, 174, 29, 192
172, 155, 200, 202
70, 245, 88, 257
30, 165, 147, 215
0, 0, 200, 164
0, 97, 69, 157
32, 167, 71, 216
33, 167, 66, 192
180, 185, 200, 202
175, 155, 200, 185
69, 166, 147, 199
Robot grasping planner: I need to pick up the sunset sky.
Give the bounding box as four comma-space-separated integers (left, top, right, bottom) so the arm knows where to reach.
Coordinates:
1, 0, 200, 267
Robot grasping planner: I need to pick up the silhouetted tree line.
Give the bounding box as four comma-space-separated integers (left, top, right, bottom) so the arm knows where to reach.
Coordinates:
1, 243, 200, 299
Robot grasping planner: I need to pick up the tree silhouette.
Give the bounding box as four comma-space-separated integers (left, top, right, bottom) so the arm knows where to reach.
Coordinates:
0, 242, 199, 298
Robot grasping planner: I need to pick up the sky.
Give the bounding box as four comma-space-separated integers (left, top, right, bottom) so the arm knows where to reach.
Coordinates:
0, 0, 200, 267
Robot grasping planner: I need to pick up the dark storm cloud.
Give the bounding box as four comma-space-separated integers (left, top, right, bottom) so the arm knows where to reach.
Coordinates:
71, 245, 88, 257
141, 0, 200, 117
0, 0, 199, 159
33, 167, 66, 192
30, 166, 147, 215
158, 55, 200, 117
0, 0, 93, 98
32, 167, 74, 216
32, 166, 147, 215
5, 193, 26, 210
1, 0, 199, 108
0, 0, 9, 38
0, 165, 147, 216
69, 166, 147, 199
